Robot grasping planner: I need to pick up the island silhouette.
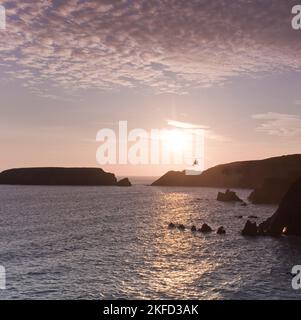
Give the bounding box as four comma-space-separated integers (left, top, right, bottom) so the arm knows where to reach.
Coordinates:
0, 167, 131, 187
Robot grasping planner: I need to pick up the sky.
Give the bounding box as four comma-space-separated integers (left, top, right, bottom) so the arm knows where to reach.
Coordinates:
0, 0, 301, 176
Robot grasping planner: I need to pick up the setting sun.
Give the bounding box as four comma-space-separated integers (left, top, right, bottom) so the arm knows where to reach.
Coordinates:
161, 129, 192, 154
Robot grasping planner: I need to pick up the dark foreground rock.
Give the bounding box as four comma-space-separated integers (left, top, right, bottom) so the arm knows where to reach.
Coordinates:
177, 224, 185, 231
217, 190, 243, 202
117, 178, 132, 187
198, 223, 212, 233
168, 223, 176, 229
0, 167, 119, 186
241, 220, 258, 236
217, 226, 226, 234
241, 178, 301, 236
248, 176, 300, 204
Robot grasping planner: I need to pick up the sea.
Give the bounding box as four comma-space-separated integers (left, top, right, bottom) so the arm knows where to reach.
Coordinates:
0, 177, 301, 300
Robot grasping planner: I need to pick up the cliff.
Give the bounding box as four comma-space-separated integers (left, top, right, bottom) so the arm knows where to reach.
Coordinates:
242, 178, 301, 236
248, 175, 301, 204
0, 167, 119, 186
151, 154, 301, 189
263, 178, 301, 236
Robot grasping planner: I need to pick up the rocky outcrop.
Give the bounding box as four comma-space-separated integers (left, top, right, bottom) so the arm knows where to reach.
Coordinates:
241, 178, 301, 236
168, 223, 186, 231
248, 176, 300, 204
177, 224, 185, 231
198, 223, 212, 233
168, 223, 176, 229
151, 154, 301, 188
217, 190, 243, 202
0, 167, 125, 186
117, 178, 132, 187
217, 226, 226, 234
241, 220, 258, 236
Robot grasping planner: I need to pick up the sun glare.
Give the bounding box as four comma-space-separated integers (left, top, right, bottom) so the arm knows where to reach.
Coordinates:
161, 129, 190, 154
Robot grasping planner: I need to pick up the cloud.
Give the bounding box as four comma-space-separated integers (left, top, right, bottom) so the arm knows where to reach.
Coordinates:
167, 119, 230, 141
252, 112, 301, 137
0, 0, 301, 95
167, 120, 209, 130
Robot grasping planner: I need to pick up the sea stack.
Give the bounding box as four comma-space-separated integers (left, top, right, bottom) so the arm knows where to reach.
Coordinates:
217, 190, 243, 202
117, 178, 132, 187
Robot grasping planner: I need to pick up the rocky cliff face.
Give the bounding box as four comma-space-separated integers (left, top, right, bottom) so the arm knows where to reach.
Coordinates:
248, 175, 301, 204
263, 178, 301, 236
242, 178, 301, 236
151, 154, 301, 189
0, 167, 119, 186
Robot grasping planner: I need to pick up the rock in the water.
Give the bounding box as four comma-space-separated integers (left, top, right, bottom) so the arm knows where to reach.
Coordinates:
257, 219, 271, 236
191, 225, 197, 232
178, 224, 185, 231
241, 202, 247, 207
241, 220, 258, 236
168, 222, 176, 229
217, 226, 226, 234
235, 215, 243, 219
217, 189, 243, 202
248, 215, 258, 219
198, 223, 212, 233
116, 178, 132, 186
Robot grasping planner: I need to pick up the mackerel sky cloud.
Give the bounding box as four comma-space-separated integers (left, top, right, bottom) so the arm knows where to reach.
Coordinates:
252, 113, 301, 137
0, 0, 301, 174
0, 0, 301, 95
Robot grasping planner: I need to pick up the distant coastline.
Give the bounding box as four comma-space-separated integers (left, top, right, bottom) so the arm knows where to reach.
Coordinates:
151, 154, 301, 204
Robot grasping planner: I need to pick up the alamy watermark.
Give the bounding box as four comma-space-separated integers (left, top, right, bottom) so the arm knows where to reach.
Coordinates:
292, 265, 301, 290
0, 4, 6, 30
96, 121, 205, 171
292, 5, 301, 30
0, 265, 5, 290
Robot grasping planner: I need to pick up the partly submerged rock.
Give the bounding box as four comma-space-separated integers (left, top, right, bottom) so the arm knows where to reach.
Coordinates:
217, 226, 226, 234
217, 189, 243, 202
241, 220, 258, 236
191, 225, 197, 232
177, 224, 186, 231
198, 223, 212, 233
168, 222, 176, 229
116, 178, 132, 187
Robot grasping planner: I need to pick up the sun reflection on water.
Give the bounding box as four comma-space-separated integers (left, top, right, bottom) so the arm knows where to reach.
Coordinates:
134, 191, 221, 299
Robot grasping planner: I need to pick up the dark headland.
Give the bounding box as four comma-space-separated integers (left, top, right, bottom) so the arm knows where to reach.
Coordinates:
152, 154, 301, 204
0, 167, 131, 186
242, 177, 301, 236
